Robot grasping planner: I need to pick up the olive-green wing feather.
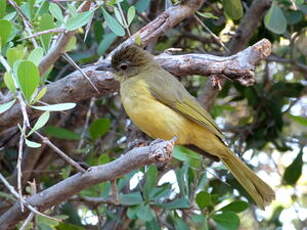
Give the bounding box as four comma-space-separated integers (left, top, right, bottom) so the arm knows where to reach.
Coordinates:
145, 68, 224, 140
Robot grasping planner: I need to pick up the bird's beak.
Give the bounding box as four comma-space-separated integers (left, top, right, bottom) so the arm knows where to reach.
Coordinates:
95, 61, 113, 72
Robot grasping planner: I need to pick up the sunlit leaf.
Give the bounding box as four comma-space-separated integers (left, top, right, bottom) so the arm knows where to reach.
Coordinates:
264, 3, 287, 34
49, 3, 63, 22
223, 0, 243, 20
6, 45, 27, 66
127, 6, 136, 25
28, 111, 50, 136
0, 0, 7, 18
0, 19, 12, 47
25, 139, 41, 148
38, 13, 56, 51
65, 11, 94, 31
28, 47, 44, 66
17, 61, 40, 102
3, 72, 16, 92
101, 7, 125, 36
32, 103, 76, 111
32, 87, 47, 104
0, 99, 16, 114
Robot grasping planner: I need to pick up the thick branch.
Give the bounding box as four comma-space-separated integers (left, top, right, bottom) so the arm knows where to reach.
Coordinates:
0, 39, 271, 131
0, 138, 175, 229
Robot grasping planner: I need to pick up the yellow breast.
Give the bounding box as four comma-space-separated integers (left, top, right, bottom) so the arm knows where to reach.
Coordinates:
120, 77, 191, 144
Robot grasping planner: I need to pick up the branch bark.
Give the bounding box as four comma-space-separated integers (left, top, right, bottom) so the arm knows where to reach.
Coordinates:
0, 138, 175, 229
0, 39, 271, 132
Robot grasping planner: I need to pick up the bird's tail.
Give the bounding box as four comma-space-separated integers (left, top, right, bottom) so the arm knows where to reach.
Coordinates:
221, 150, 275, 209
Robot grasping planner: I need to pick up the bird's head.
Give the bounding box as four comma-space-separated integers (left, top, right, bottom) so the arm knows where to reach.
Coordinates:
109, 45, 155, 82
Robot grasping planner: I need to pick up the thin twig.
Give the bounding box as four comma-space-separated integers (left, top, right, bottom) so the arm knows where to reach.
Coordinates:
62, 53, 100, 93
117, 2, 131, 37
34, 131, 86, 173
194, 14, 230, 53
77, 97, 96, 149
0, 173, 61, 222
18, 28, 65, 41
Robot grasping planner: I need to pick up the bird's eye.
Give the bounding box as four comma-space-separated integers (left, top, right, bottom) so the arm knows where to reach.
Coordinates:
119, 63, 128, 70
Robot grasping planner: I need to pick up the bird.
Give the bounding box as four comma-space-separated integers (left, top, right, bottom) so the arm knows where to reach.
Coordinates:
105, 44, 275, 209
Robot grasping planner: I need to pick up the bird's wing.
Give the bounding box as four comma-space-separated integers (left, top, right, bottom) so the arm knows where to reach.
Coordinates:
146, 69, 224, 140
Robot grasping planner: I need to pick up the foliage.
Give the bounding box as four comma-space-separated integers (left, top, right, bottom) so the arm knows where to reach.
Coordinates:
0, 0, 306, 230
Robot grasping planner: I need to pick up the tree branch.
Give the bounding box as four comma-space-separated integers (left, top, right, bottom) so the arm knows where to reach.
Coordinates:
0, 138, 176, 229
0, 39, 271, 132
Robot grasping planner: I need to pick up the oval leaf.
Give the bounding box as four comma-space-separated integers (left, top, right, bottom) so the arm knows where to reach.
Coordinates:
0, 19, 12, 47
28, 111, 50, 136
65, 11, 94, 31
127, 6, 136, 25
28, 47, 44, 66
196, 191, 211, 209
264, 3, 287, 34
220, 200, 249, 213
4, 72, 16, 92
44, 126, 80, 140
223, 0, 243, 20
25, 139, 41, 148
49, 3, 63, 22
213, 211, 240, 230
17, 61, 40, 102
89, 118, 111, 140
32, 103, 76, 111
0, 99, 16, 114
101, 7, 125, 36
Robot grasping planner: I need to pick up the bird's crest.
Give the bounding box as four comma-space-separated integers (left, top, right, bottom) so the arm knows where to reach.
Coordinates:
111, 45, 153, 70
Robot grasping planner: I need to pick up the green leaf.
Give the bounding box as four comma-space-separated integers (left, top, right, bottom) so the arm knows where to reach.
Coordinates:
173, 146, 202, 168
17, 61, 40, 102
127, 206, 139, 219
220, 200, 249, 213
283, 149, 303, 185
136, 204, 154, 222
101, 7, 125, 36
197, 11, 218, 19
288, 114, 307, 126
49, 3, 63, 22
4, 72, 16, 92
89, 118, 111, 140
120, 192, 143, 205
28, 111, 50, 136
127, 6, 136, 25
28, 47, 44, 66
0, 0, 7, 18
212, 211, 240, 230
97, 32, 117, 55
195, 191, 211, 209
174, 218, 189, 230
32, 103, 76, 111
143, 165, 158, 200
157, 197, 190, 209
38, 14, 56, 51
223, 0, 243, 20
25, 139, 41, 148
0, 19, 12, 47
0, 99, 16, 114
65, 11, 94, 31
6, 45, 27, 66
32, 87, 47, 104
264, 3, 287, 34
44, 126, 80, 140
114, 7, 124, 26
